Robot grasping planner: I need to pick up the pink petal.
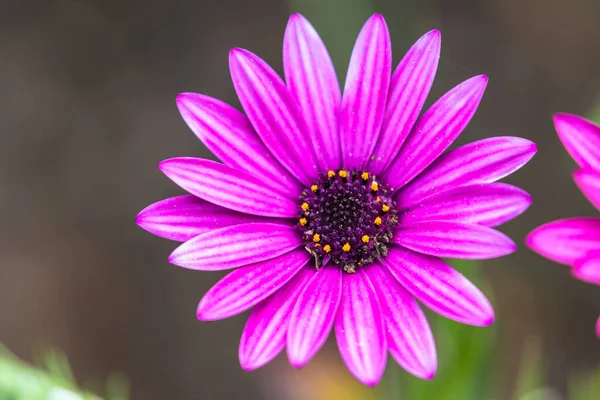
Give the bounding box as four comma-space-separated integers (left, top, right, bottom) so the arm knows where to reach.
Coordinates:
526, 218, 600, 266
573, 169, 600, 211
287, 267, 342, 368
239, 267, 314, 371
283, 14, 342, 171
230, 48, 319, 186
398, 137, 537, 208
339, 14, 391, 170
385, 75, 488, 190
398, 183, 531, 227
382, 248, 495, 326
136, 195, 269, 242
176, 93, 300, 194
159, 158, 298, 218
554, 113, 600, 170
596, 316, 600, 338
368, 30, 441, 175
572, 256, 600, 286
196, 249, 310, 321
334, 269, 387, 386
395, 221, 516, 259
169, 223, 302, 270
367, 264, 437, 380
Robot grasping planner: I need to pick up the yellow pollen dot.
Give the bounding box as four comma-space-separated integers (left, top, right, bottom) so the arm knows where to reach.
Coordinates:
361, 235, 370, 243
323, 244, 331, 253
376, 196, 381, 202
361, 172, 369, 180
299, 217, 307, 226
327, 170, 335, 178
374, 216, 382, 226
342, 242, 351, 252
371, 181, 379, 191
338, 170, 348, 178
315, 243, 321, 247
311, 184, 318, 192
313, 233, 321, 243
382, 204, 390, 212
301, 202, 309, 211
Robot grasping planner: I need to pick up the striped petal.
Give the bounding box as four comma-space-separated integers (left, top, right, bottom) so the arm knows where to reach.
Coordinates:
367, 264, 437, 380
169, 223, 302, 270
196, 249, 309, 321
526, 218, 600, 266
283, 14, 341, 171
385, 75, 488, 189
398, 183, 531, 227
573, 169, 600, 211
554, 113, 600, 170
176, 93, 300, 194
230, 48, 319, 186
239, 267, 313, 371
287, 267, 342, 368
399, 137, 536, 208
159, 158, 298, 218
339, 14, 391, 170
395, 221, 516, 259
335, 269, 387, 386
136, 195, 268, 242
368, 30, 441, 175
573, 256, 600, 286
382, 248, 494, 326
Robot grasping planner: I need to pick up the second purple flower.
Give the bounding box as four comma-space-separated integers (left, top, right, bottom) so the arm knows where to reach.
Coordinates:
137, 14, 536, 385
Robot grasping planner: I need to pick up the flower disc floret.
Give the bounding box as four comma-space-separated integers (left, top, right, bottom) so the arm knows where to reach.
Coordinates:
298, 169, 398, 273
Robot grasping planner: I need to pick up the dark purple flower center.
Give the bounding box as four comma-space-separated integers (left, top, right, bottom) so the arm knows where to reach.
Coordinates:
298, 169, 398, 273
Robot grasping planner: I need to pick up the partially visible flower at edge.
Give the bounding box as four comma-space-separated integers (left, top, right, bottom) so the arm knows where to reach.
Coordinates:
136, 13, 536, 385
527, 113, 600, 338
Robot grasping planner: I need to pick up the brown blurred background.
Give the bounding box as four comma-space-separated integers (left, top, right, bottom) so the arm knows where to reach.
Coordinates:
1, 0, 600, 399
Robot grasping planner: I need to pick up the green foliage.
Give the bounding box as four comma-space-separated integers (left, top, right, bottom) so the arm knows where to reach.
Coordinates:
0, 345, 128, 400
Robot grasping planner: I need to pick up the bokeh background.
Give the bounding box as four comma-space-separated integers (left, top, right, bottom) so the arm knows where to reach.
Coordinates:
1, 0, 600, 399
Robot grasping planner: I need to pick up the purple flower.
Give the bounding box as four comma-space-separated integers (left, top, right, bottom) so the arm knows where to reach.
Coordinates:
527, 113, 600, 338
137, 14, 536, 385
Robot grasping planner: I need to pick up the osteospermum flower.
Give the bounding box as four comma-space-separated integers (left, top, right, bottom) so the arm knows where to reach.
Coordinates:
137, 14, 536, 385
527, 114, 600, 338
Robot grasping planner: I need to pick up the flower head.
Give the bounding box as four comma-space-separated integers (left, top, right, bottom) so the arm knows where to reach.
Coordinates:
527, 113, 600, 338
137, 14, 536, 385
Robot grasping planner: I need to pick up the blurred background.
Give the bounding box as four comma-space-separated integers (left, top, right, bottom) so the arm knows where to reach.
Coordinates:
1, 0, 600, 399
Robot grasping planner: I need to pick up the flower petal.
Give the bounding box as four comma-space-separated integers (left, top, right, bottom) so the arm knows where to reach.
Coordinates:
196, 249, 310, 321
398, 183, 531, 228
573, 256, 600, 286
526, 218, 600, 266
334, 269, 387, 386
287, 266, 342, 368
382, 248, 494, 326
398, 137, 537, 208
554, 113, 600, 170
395, 221, 516, 259
176, 93, 300, 194
169, 223, 302, 270
367, 264, 437, 380
136, 195, 269, 242
384, 75, 488, 189
230, 48, 318, 186
573, 169, 600, 211
159, 157, 298, 218
239, 267, 313, 371
283, 14, 341, 171
339, 14, 391, 170
596, 316, 600, 338
368, 30, 441, 175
